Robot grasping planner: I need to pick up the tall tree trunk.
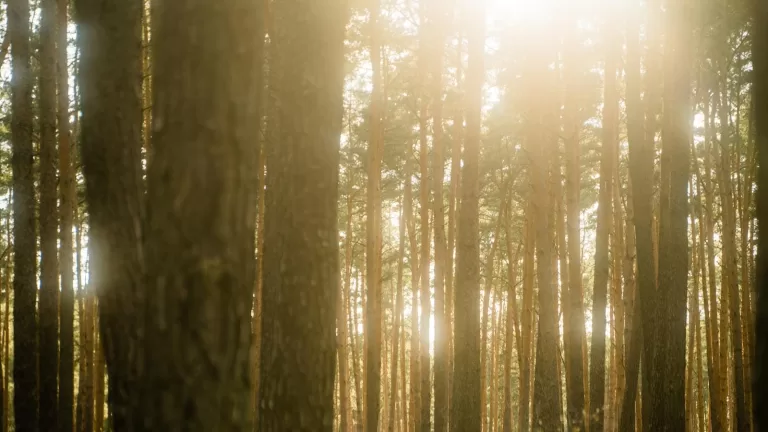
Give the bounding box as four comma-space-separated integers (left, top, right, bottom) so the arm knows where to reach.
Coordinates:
57, 0, 75, 429
611, 140, 626, 426
481, 220, 501, 432
340, 178, 355, 432
94, 314, 105, 432
652, 0, 691, 426
418, 2, 432, 430
388, 203, 406, 432
10, 0, 39, 427
366, 1, 384, 429
751, 0, 768, 427
431, 0, 449, 427
450, 0, 484, 427
75, 0, 144, 426
519, 201, 535, 432
563, 12, 586, 428
529, 33, 561, 431
259, 0, 345, 429
351, 270, 364, 426
502, 238, 518, 432
39, 0, 61, 427
406, 150, 422, 432
589, 15, 618, 430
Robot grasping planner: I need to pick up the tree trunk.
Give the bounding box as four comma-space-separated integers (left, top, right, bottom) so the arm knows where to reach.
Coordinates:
502, 239, 518, 432
388, 203, 406, 432
481, 219, 500, 432
75, 0, 144, 426
57, 0, 75, 429
589, 16, 618, 430
10, 0, 39, 426
259, 0, 345, 429
562, 11, 586, 428
652, 0, 691, 426
39, 0, 60, 426
431, 0, 449, 427
94, 314, 105, 432
519, 200, 535, 432
450, 0, 484, 427
751, 0, 768, 427
366, 1, 384, 429
405, 146, 422, 432
527, 32, 561, 431
340, 177, 355, 432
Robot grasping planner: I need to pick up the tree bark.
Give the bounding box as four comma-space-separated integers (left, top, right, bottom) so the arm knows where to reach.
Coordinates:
10, 0, 39, 427
259, 0, 345, 429
57, 0, 75, 429
39, 0, 60, 427
450, 0, 484, 428
651, 0, 691, 426
562, 12, 586, 428
75, 0, 144, 427
365, 1, 384, 429
589, 15, 618, 430
388, 203, 406, 432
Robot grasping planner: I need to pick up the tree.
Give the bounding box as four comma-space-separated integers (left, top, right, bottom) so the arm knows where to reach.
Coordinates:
57, 0, 76, 429
589, 13, 618, 431
651, 0, 691, 427
450, 0, 484, 428
365, 0, 384, 429
258, 0, 346, 429
10, 0, 39, 428
753, 0, 768, 428
39, 0, 61, 428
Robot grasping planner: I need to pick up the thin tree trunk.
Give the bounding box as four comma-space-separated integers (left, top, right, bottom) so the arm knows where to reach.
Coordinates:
589, 16, 618, 430
431, 0, 449, 426
502, 241, 519, 432
519, 200, 535, 432
388, 203, 406, 432
365, 1, 384, 428
351, 269, 364, 427
563, 11, 586, 428
39, 0, 60, 426
481, 220, 501, 432
340, 177, 355, 432
405, 151, 422, 432
450, 0, 484, 427
57, 0, 75, 429
94, 313, 105, 432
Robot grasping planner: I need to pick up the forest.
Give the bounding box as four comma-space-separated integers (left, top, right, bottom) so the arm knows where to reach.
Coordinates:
0, 0, 765, 430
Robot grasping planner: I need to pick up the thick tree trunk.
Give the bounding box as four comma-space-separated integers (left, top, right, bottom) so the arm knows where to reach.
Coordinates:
365, 1, 384, 429
39, 0, 60, 428
57, 0, 75, 429
589, 17, 618, 430
259, 0, 345, 429
751, 0, 768, 427
75, 0, 144, 427
450, 0, 484, 428
10, 0, 39, 427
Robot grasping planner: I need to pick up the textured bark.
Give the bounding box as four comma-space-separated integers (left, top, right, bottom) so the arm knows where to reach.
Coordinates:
10, 0, 39, 427
365, 1, 383, 429
39, 0, 61, 428
259, 0, 344, 429
752, 0, 768, 427
75, 0, 144, 427
57, 0, 75, 429
449, 0, 483, 428
562, 14, 586, 429
651, 0, 691, 426
589, 18, 618, 430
